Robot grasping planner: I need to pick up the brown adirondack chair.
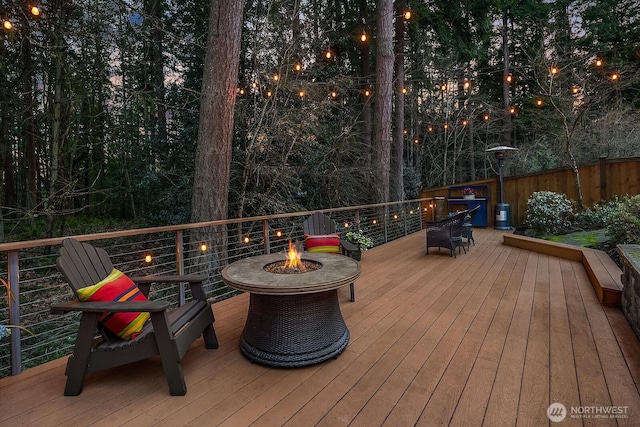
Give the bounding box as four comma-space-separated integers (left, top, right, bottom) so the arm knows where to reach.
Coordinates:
50, 238, 218, 396
303, 212, 359, 302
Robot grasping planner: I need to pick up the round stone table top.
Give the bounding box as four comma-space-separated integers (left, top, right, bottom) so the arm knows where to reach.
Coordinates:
221, 252, 361, 295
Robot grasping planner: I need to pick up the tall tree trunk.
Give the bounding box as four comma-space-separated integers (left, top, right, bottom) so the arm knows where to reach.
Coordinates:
502, 8, 512, 147
150, 0, 168, 146
359, 0, 372, 159
372, 0, 394, 204
392, 3, 405, 202
191, 0, 244, 270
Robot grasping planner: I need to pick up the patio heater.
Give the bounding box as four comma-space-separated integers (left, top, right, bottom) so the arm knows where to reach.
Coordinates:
486, 146, 517, 230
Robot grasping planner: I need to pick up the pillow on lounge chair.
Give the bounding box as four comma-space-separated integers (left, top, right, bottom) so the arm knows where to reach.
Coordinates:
304, 233, 341, 254
77, 268, 150, 340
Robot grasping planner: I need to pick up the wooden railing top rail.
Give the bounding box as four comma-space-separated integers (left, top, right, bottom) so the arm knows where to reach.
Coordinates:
0, 198, 433, 252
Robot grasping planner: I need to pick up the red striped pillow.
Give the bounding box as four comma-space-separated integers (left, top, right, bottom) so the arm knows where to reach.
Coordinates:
77, 269, 150, 340
304, 233, 341, 254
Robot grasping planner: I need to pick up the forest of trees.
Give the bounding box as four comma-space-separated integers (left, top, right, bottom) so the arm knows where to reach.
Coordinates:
0, 0, 638, 242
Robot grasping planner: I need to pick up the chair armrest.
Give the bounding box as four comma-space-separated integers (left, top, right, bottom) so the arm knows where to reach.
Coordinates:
51, 299, 170, 315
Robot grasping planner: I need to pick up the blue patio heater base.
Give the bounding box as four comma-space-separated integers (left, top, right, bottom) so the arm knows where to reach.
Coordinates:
494, 203, 512, 230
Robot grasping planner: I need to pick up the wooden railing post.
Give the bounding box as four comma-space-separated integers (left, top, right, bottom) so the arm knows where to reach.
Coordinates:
8, 251, 21, 375
175, 231, 186, 305
263, 219, 270, 254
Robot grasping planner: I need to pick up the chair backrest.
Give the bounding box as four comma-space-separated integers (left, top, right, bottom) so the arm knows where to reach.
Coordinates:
465, 205, 481, 223
303, 212, 337, 235
57, 238, 114, 296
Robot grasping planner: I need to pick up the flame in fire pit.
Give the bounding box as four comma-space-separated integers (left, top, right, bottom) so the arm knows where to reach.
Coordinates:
283, 240, 305, 272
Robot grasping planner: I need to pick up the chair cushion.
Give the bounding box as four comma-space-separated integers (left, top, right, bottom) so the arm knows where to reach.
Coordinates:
304, 233, 341, 253
77, 269, 150, 340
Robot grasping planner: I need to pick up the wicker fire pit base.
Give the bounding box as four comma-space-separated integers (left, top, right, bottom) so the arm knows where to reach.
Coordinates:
221, 252, 361, 368
240, 290, 349, 367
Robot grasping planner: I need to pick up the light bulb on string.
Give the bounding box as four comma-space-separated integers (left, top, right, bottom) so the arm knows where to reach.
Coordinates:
483, 114, 490, 121
30, 6, 40, 16
403, 8, 412, 20
595, 58, 603, 67
509, 106, 517, 115
2, 20, 13, 30
329, 90, 338, 99
293, 62, 302, 72
550, 65, 559, 75
200, 243, 208, 252
536, 99, 544, 107
463, 80, 471, 90
505, 74, 513, 83
360, 31, 368, 43
461, 119, 468, 126
324, 49, 333, 61
610, 72, 619, 81
363, 88, 371, 97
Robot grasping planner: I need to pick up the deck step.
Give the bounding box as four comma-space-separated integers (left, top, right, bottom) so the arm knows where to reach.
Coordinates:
503, 234, 622, 306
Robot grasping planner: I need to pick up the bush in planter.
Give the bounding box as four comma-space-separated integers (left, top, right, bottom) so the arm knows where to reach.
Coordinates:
607, 195, 640, 245
345, 230, 374, 251
524, 191, 574, 236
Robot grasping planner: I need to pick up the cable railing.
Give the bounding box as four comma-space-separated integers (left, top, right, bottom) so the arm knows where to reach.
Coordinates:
0, 198, 440, 378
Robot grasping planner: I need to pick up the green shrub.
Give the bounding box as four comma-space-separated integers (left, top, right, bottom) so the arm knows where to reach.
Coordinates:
573, 198, 621, 230
607, 195, 640, 244
525, 191, 574, 235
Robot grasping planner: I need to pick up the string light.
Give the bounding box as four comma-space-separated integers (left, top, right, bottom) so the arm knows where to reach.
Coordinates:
30, 6, 40, 16
443, 123, 449, 130
298, 89, 305, 98
2, 20, 12, 30
461, 119, 468, 126
550, 65, 559, 75
275, 229, 283, 238
571, 86, 580, 94
536, 99, 544, 107
372, 219, 377, 225
595, 58, 603, 67
483, 114, 490, 121
506, 74, 514, 83
243, 235, 250, 244
265, 89, 273, 98
510, 106, 517, 115
402, 87, 408, 94
360, 31, 368, 43
413, 138, 419, 144
363, 88, 371, 97
344, 222, 350, 228
403, 129, 408, 135
293, 62, 302, 72
273, 73, 280, 82
403, 8, 412, 20
324, 49, 333, 60
427, 125, 434, 132
200, 243, 208, 252
463, 80, 471, 90
439, 83, 447, 91
393, 214, 399, 220
238, 87, 246, 95
611, 72, 619, 81
144, 254, 152, 263
329, 90, 338, 99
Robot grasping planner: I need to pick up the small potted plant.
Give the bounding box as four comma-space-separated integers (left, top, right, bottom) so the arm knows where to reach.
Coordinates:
1, 278, 33, 340
344, 230, 374, 260
462, 187, 475, 199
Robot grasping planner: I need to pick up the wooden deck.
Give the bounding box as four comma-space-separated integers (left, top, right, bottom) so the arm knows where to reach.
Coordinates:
2, 228, 640, 426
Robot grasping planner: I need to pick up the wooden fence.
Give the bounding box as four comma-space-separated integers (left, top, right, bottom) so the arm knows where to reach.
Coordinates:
419, 157, 640, 227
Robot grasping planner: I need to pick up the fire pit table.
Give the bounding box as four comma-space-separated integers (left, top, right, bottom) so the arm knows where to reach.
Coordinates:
221, 252, 361, 367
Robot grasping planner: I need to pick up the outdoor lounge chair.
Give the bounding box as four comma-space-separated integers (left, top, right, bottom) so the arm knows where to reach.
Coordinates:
303, 212, 359, 301
50, 238, 218, 396
425, 210, 468, 257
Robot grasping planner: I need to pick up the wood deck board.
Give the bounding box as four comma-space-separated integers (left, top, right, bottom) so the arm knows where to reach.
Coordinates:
2, 228, 640, 427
